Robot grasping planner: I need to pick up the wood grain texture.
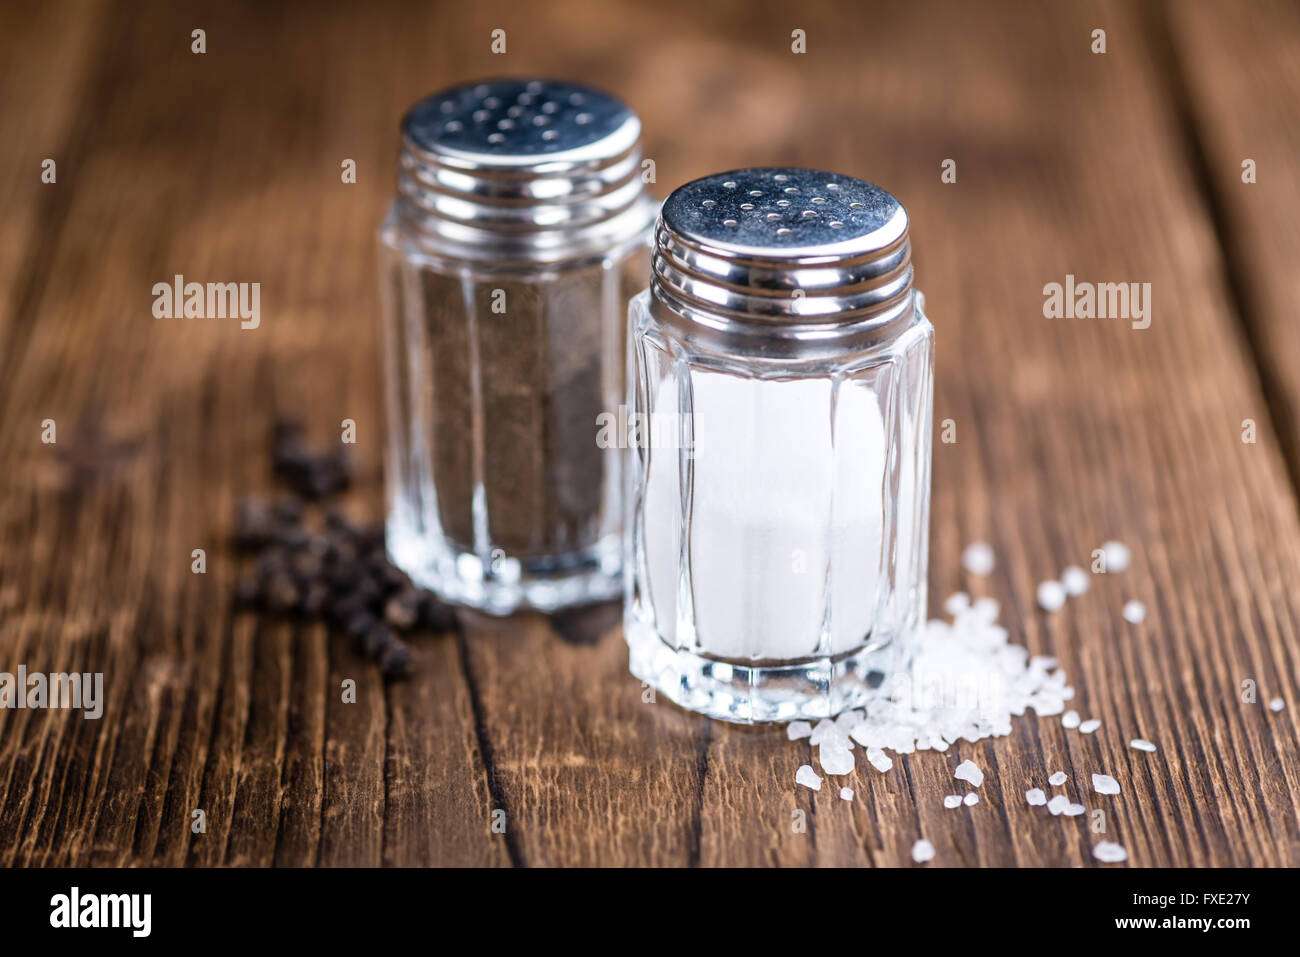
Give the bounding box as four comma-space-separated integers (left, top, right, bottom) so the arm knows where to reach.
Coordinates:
0, 0, 1297, 867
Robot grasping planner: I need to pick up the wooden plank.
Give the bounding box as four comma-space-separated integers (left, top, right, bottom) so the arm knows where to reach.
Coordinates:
0, 0, 499, 867
0, 0, 107, 359
1163, 0, 1300, 486
0, 0, 111, 868
459, 608, 709, 866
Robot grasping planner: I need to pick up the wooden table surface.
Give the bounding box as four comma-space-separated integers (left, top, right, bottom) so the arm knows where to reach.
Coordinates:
2, 0, 1298, 868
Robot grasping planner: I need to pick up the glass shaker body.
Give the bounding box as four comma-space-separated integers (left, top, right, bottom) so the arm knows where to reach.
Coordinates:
379, 80, 655, 615
625, 169, 934, 723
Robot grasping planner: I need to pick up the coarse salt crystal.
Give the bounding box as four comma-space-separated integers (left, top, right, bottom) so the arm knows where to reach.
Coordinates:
1093, 841, 1128, 863
783, 568, 1076, 781
819, 744, 855, 776
1048, 771, 1068, 786
787, 721, 813, 741
867, 748, 893, 773
1037, 580, 1066, 612
847, 722, 875, 747
1130, 738, 1156, 752
795, 765, 822, 791
1047, 795, 1070, 815
1269, 698, 1285, 712
912, 839, 936, 863
1064, 803, 1085, 816
954, 759, 984, 787
840, 787, 854, 801
943, 591, 971, 616
963, 792, 979, 806
1062, 565, 1090, 596
1122, 600, 1146, 624
1079, 718, 1101, 734
962, 542, 995, 576
1062, 710, 1081, 729
1026, 788, 1047, 806
944, 795, 962, 809
1101, 541, 1131, 573
1092, 773, 1120, 795
809, 719, 842, 747
1033, 696, 1065, 717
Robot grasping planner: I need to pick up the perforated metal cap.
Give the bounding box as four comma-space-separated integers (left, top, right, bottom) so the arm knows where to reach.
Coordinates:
652, 168, 915, 357
396, 79, 656, 264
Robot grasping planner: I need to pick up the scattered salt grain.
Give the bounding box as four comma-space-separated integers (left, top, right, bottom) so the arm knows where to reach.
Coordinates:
1047, 795, 1070, 815
1062, 710, 1081, 729
1122, 600, 1146, 624
787, 721, 813, 741
840, 787, 854, 801
1269, 698, 1285, 713
963, 792, 979, 806
866, 748, 893, 773
835, 710, 862, 734
1033, 696, 1066, 717
962, 542, 995, 576
819, 744, 855, 776
943, 591, 970, 616
809, 719, 843, 747
1079, 718, 1101, 734
1064, 803, 1085, 816
1093, 841, 1128, 863
954, 760, 984, 787
795, 765, 822, 791
1092, 773, 1120, 795
1101, 541, 1131, 573
944, 795, 962, 809
1061, 565, 1090, 596
912, 839, 936, 863
1048, 771, 1068, 786
1026, 788, 1047, 806
1037, 580, 1066, 612
789, 579, 1075, 776
1130, 738, 1156, 753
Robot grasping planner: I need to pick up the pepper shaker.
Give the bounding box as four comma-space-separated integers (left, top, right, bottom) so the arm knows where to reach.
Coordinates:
378, 80, 656, 614
625, 168, 934, 722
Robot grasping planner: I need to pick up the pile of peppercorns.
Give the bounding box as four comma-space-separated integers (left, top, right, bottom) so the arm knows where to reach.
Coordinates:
232, 420, 459, 680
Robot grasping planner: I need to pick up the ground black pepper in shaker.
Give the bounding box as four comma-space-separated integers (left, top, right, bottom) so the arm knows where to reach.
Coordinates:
378, 79, 655, 614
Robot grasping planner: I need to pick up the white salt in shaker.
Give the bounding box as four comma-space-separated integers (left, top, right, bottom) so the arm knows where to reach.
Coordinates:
625, 168, 934, 723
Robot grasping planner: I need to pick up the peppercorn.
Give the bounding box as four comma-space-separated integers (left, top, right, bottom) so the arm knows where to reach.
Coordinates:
384, 590, 421, 631
364, 623, 393, 659
379, 640, 413, 679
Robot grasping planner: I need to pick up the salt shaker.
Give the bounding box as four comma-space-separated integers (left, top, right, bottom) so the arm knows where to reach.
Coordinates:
625, 168, 934, 722
378, 80, 656, 614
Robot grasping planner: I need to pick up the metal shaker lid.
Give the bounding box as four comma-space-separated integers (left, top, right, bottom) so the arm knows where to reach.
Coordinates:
652, 168, 915, 357
397, 79, 657, 264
